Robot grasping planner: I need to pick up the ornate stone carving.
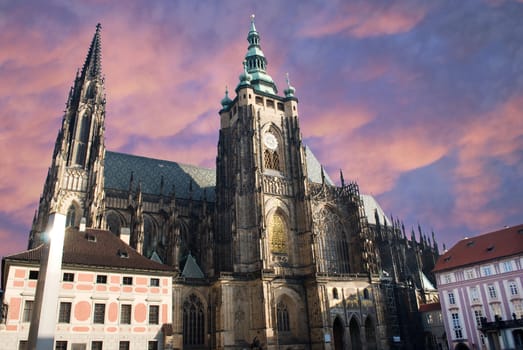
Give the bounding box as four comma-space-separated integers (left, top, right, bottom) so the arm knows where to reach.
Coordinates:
263, 175, 291, 196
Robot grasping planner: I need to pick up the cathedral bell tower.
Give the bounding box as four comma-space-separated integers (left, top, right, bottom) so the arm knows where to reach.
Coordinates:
29, 24, 106, 248
212, 16, 316, 347
215, 15, 313, 275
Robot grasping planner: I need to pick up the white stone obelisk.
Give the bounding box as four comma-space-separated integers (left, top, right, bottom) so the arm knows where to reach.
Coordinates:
27, 212, 66, 350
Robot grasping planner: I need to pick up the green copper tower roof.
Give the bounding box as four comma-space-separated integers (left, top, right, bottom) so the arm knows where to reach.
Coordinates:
237, 15, 278, 94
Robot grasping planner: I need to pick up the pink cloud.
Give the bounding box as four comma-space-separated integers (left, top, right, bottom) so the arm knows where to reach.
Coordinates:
302, 105, 375, 138
99, 18, 245, 142
301, 1, 427, 39
314, 122, 449, 194
452, 95, 523, 229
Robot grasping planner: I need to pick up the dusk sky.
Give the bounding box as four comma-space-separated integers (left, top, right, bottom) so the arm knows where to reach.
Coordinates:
1, 0, 522, 259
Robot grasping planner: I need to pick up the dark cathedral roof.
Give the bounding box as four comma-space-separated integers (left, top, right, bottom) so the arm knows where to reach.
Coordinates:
4, 227, 174, 273
104, 151, 216, 201
104, 146, 333, 201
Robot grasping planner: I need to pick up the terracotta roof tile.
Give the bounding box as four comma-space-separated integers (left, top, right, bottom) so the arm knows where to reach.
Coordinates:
433, 224, 523, 272
5, 227, 174, 273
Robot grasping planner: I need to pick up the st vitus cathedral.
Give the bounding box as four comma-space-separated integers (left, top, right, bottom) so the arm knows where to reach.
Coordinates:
28, 18, 440, 350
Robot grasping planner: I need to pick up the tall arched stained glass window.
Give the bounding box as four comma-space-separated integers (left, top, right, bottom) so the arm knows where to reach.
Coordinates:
106, 212, 121, 236
183, 294, 205, 346
269, 213, 287, 254
277, 300, 290, 332
312, 206, 350, 274
143, 216, 156, 258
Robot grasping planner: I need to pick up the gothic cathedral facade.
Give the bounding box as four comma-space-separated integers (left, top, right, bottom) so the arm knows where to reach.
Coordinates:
27, 18, 439, 350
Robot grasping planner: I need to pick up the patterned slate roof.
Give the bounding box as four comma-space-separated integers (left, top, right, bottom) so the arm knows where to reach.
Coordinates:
105, 151, 216, 201
5, 227, 174, 273
433, 224, 523, 272
104, 146, 333, 202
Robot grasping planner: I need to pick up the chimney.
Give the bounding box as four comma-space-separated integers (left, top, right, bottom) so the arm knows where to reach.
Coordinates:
120, 227, 130, 245
79, 217, 86, 232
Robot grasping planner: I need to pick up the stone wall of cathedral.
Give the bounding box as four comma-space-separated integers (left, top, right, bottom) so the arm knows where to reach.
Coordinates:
104, 188, 214, 274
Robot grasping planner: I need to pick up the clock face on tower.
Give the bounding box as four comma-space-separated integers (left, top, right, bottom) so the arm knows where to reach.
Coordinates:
263, 132, 278, 150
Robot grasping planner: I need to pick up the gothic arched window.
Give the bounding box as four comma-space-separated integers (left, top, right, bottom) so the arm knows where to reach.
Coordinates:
333, 288, 339, 300
106, 212, 121, 236
264, 149, 280, 171
363, 288, 370, 300
277, 300, 290, 332
79, 115, 90, 142
183, 294, 205, 346
66, 205, 76, 227
313, 207, 350, 274
143, 216, 157, 258
269, 213, 287, 254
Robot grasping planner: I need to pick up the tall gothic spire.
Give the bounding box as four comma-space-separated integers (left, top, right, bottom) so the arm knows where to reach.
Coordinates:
81, 23, 103, 79
238, 15, 278, 94
29, 23, 107, 246
63, 23, 106, 168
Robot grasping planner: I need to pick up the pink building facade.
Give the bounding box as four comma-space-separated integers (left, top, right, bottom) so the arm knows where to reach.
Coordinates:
434, 225, 523, 350
1, 228, 173, 350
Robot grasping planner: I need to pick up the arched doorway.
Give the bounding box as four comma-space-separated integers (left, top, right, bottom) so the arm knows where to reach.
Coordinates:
333, 317, 345, 350
349, 317, 362, 349
365, 317, 377, 350
455, 343, 470, 350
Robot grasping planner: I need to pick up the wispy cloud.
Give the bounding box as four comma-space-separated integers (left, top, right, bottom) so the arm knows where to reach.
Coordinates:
300, 0, 428, 38
452, 94, 523, 229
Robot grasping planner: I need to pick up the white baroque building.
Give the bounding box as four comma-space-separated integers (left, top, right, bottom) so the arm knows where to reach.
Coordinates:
433, 224, 523, 350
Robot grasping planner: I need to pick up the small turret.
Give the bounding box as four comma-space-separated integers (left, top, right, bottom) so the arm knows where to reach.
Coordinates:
237, 60, 252, 90
284, 72, 296, 98
220, 86, 233, 109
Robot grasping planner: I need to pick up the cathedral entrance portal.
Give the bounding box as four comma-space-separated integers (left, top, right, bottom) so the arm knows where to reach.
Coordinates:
349, 317, 362, 349
333, 317, 345, 350
365, 317, 377, 350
